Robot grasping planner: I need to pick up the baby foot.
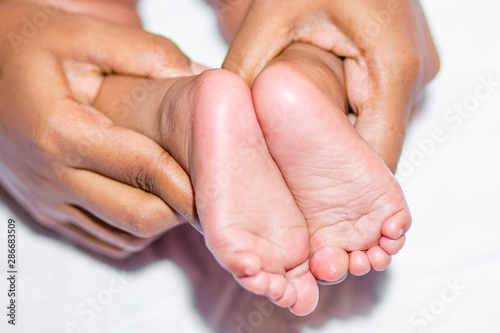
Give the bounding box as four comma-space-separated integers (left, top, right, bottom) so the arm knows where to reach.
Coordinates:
252, 44, 411, 282
95, 68, 319, 315
162, 69, 319, 315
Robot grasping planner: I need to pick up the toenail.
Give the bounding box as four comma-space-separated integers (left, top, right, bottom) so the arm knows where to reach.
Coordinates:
398, 229, 404, 237
317, 272, 348, 285
267, 295, 279, 302
350, 270, 369, 277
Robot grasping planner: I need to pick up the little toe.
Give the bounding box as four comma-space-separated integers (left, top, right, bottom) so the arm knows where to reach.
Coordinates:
286, 260, 320, 316
381, 206, 412, 240
367, 246, 392, 271
379, 235, 406, 255
310, 246, 349, 282
349, 251, 371, 276
288, 271, 319, 316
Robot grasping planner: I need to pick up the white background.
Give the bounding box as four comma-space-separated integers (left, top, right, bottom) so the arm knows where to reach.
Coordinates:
1, 0, 500, 332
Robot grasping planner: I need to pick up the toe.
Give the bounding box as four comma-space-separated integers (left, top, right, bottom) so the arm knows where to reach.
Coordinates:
236, 271, 269, 295
367, 246, 392, 271
221, 250, 261, 277
381, 206, 412, 240
286, 260, 320, 316
238, 271, 293, 305
310, 246, 349, 282
349, 251, 371, 276
266, 274, 288, 300
270, 282, 297, 308
288, 271, 319, 316
379, 235, 406, 255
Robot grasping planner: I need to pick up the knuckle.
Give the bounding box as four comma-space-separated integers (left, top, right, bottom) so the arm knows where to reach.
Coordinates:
132, 151, 172, 194
31, 124, 62, 161
127, 200, 168, 238
133, 166, 155, 194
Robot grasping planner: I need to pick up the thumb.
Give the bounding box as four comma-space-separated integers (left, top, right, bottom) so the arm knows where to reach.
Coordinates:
56, 14, 194, 78
344, 55, 414, 174
222, 3, 292, 86
353, 92, 410, 174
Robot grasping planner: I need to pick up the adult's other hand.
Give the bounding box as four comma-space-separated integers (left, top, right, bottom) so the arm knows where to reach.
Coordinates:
221, 0, 440, 171
0, 3, 196, 258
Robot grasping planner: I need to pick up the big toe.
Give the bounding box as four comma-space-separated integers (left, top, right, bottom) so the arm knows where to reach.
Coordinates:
310, 246, 349, 283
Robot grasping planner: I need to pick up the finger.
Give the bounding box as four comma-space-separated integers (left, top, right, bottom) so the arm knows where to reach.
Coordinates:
32, 210, 131, 259
50, 13, 195, 78
15, 53, 197, 226
62, 168, 186, 238
211, 0, 251, 43
54, 99, 197, 225
65, 204, 160, 252
353, 100, 409, 173
345, 57, 413, 173
222, 2, 293, 85
59, 223, 132, 259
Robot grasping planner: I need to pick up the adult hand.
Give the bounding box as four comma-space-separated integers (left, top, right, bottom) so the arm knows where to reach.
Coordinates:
222, 0, 440, 171
0, 3, 196, 258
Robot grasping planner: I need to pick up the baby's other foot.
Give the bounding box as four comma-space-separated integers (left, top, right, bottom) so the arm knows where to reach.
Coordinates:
252, 44, 411, 282
168, 69, 318, 315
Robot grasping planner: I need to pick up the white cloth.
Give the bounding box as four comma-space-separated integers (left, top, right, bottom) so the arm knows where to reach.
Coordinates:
1, 0, 499, 332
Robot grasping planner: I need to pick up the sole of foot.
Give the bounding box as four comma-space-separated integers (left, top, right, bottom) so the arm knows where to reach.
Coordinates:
186, 69, 319, 315
252, 44, 411, 282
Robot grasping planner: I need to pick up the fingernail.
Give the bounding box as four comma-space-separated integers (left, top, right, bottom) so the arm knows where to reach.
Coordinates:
191, 62, 210, 74
317, 272, 348, 285
347, 112, 357, 126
